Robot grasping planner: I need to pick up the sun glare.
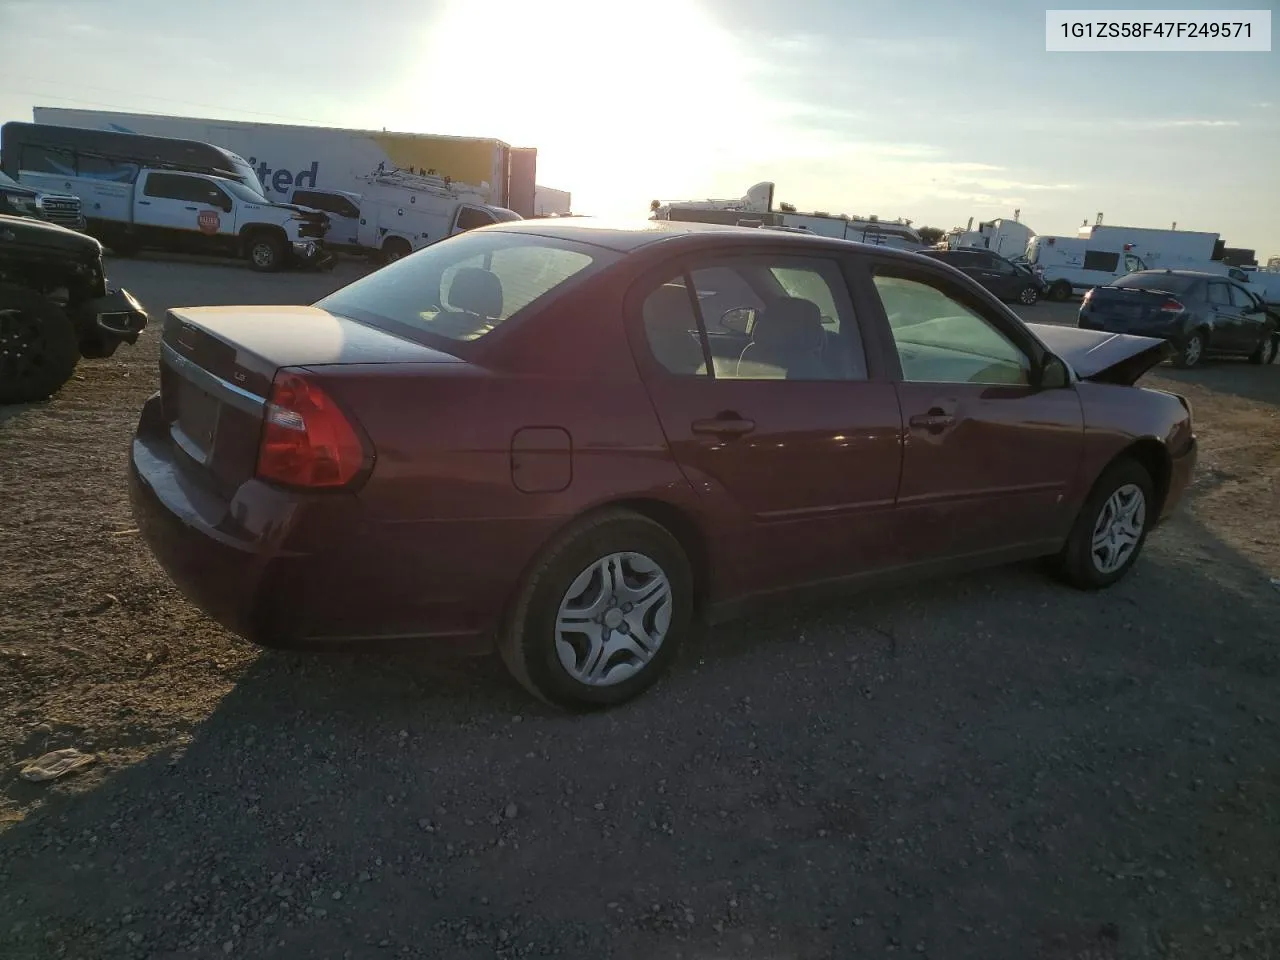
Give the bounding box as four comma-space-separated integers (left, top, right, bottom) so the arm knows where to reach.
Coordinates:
397, 0, 761, 216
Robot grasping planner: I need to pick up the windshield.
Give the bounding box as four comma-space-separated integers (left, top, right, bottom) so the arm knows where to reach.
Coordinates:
317, 229, 613, 344
1112, 273, 1199, 295
222, 178, 268, 203
228, 158, 267, 198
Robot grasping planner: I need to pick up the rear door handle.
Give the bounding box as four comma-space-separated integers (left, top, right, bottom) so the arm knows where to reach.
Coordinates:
909, 410, 956, 433
691, 416, 756, 438
184, 205, 198, 211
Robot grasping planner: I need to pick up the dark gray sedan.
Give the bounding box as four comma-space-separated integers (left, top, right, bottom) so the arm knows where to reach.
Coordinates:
1079, 269, 1278, 368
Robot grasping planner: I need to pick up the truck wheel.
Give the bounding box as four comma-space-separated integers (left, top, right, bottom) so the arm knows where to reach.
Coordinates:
246, 234, 285, 272
0, 284, 80, 404
381, 237, 412, 264
1048, 280, 1072, 302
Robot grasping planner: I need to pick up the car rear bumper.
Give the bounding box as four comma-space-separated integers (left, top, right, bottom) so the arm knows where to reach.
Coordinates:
128, 393, 548, 654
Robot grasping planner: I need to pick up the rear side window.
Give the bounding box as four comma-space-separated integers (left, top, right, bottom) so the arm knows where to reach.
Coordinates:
1206, 282, 1231, 306
1083, 250, 1120, 272
317, 230, 608, 344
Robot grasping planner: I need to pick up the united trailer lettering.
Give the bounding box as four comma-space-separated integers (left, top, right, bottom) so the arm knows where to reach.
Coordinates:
1060, 21, 1253, 39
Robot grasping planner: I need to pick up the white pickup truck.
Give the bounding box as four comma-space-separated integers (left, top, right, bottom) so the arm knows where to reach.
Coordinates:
20, 166, 333, 272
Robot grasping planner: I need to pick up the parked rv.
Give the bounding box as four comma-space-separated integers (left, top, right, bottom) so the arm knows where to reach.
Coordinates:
288, 169, 520, 262
652, 182, 924, 251
1076, 224, 1223, 269
946, 218, 1035, 259
2, 122, 333, 271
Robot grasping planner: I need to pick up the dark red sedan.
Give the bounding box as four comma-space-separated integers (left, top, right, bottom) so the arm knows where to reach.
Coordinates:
130, 220, 1197, 708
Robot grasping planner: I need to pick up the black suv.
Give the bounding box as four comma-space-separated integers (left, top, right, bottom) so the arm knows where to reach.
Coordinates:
1, 214, 147, 403
920, 247, 1046, 306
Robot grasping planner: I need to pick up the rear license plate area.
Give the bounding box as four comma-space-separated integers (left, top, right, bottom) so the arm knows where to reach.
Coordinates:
173, 380, 221, 464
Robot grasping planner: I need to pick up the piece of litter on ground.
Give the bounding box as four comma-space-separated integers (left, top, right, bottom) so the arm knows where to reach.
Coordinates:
110, 529, 139, 536
19, 748, 97, 782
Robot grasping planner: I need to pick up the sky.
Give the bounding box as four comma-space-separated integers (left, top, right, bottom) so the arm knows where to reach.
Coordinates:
1, 0, 1277, 254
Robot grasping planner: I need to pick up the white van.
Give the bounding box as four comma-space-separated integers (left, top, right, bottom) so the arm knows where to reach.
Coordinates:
1026, 235, 1147, 301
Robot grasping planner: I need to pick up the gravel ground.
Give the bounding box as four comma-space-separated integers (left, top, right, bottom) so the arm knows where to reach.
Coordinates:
2, 254, 1279, 960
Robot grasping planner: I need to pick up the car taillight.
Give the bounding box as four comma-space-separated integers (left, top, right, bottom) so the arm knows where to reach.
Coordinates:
256, 370, 368, 489
1160, 300, 1184, 313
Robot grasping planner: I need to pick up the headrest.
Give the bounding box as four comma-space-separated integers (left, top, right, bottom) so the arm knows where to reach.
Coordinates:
447, 267, 503, 318
751, 296, 824, 352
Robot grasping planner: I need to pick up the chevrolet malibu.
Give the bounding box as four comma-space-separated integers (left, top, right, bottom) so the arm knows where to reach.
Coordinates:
130, 220, 1197, 709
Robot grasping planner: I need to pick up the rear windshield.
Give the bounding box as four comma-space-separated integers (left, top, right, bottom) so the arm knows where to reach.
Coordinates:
316, 230, 610, 344
1111, 273, 1199, 295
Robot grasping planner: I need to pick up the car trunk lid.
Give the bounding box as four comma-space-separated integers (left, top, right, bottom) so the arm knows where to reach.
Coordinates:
1026, 322, 1172, 385
158, 305, 461, 496
1082, 286, 1186, 325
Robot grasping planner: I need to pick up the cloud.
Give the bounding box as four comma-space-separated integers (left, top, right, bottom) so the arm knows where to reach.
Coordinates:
1134, 119, 1240, 128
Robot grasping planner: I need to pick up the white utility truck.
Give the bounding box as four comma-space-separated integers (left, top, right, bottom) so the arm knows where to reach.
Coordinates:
288, 168, 520, 262
1, 122, 333, 272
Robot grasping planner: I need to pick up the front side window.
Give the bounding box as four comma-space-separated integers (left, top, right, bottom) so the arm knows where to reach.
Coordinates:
1123, 253, 1144, 273
1228, 284, 1256, 309
871, 267, 1031, 386
317, 230, 607, 344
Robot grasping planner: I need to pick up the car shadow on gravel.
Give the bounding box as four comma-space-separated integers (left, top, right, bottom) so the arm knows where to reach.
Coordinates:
1156, 360, 1280, 407
2, 513, 1279, 960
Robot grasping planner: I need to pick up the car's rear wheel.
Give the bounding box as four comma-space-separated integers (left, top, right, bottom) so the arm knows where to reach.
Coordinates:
1173, 329, 1206, 368
1051, 458, 1155, 590
1048, 280, 1072, 302
499, 509, 692, 710
381, 237, 412, 264
1017, 284, 1040, 306
1248, 330, 1277, 365
0, 284, 80, 404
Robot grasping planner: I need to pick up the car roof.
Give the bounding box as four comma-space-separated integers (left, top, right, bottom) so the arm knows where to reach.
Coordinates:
482, 216, 928, 259
1129, 269, 1228, 280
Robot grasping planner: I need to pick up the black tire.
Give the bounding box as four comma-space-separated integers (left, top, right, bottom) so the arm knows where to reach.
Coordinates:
1172, 329, 1207, 368
381, 237, 412, 264
1048, 280, 1072, 302
499, 509, 693, 710
0, 284, 80, 404
1017, 284, 1040, 306
1051, 458, 1155, 590
246, 233, 285, 273
1248, 330, 1277, 365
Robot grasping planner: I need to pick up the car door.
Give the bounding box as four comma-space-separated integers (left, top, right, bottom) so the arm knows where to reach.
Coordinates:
629, 249, 905, 595
293, 189, 360, 248
1205, 280, 1243, 352
853, 255, 1085, 565
1228, 282, 1267, 352
452, 204, 499, 236
979, 254, 1025, 301
133, 171, 194, 241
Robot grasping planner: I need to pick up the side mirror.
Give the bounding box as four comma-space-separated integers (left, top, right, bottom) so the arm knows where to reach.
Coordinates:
721, 307, 756, 334
1035, 353, 1070, 390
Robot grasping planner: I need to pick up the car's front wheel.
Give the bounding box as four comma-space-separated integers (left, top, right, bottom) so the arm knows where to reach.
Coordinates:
1051, 458, 1155, 590
1017, 284, 1040, 306
499, 509, 693, 710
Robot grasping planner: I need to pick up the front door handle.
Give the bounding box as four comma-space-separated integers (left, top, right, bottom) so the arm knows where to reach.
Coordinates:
691, 415, 756, 438
909, 409, 956, 433
137, 200, 151, 206
184, 205, 198, 211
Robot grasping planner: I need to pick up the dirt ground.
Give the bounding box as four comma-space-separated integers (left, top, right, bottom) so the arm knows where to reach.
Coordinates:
1, 254, 1278, 960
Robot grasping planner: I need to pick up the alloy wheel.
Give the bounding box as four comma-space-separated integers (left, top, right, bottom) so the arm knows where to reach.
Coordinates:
1090, 483, 1146, 575
554, 552, 672, 687
1183, 335, 1203, 366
